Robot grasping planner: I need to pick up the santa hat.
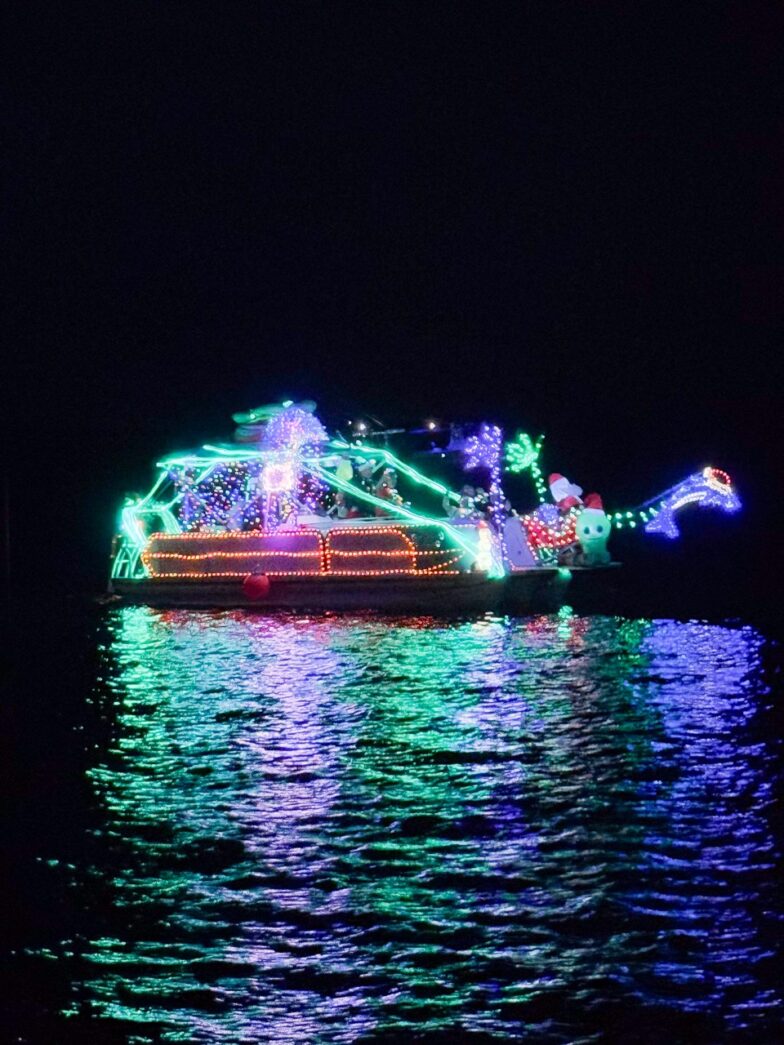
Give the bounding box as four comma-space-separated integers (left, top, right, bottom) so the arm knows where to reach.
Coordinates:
580, 493, 606, 523
583, 492, 603, 511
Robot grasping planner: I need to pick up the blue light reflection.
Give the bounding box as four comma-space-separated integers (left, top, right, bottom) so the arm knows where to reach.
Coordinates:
67, 610, 782, 1041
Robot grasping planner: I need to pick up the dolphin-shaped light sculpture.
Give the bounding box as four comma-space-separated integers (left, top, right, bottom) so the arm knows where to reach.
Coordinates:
643, 467, 742, 539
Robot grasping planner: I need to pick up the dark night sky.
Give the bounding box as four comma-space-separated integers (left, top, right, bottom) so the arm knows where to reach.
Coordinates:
5, 2, 782, 593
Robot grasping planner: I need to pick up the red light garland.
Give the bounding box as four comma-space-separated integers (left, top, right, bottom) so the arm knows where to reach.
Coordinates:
142, 526, 463, 579
521, 510, 578, 551
705, 467, 731, 487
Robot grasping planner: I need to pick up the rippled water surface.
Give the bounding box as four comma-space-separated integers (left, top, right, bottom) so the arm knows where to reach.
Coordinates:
8, 608, 783, 1042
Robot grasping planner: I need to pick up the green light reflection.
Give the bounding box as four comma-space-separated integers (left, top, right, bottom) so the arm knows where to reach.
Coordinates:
70, 609, 777, 1042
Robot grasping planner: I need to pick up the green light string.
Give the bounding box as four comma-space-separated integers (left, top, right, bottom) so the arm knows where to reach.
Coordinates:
158, 439, 462, 501
609, 506, 661, 530
309, 462, 484, 567
157, 447, 268, 468
131, 470, 169, 509
504, 433, 548, 503
327, 440, 461, 502
532, 455, 548, 503
119, 472, 178, 547
608, 479, 697, 529
116, 477, 182, 579
606, 472, 730, 531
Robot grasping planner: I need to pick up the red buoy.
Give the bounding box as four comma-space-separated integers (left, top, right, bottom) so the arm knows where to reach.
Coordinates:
243, 573, 271, 600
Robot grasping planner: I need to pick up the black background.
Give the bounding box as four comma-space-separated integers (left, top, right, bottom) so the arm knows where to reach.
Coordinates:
5, 2, 782, 609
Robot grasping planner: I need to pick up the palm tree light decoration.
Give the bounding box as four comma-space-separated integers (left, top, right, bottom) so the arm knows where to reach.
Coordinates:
504, 431, 548, 503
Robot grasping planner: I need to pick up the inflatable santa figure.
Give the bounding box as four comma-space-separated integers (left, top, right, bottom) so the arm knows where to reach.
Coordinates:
548, 473, 583, 512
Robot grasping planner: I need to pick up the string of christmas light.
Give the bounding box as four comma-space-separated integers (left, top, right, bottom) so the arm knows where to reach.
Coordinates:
261, 405, 328, 452
309, 461, 484, 566
142, 550, 323, 578
328, 527, 417, 552
504, 432, 548, 502
166, 454, 330, 534
520, 508, 579, 551
463, 423, 506, 531
142, 526, 461, 579
326, 440, 461, 503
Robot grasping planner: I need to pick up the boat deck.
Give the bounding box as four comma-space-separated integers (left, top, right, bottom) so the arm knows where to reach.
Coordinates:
111, 567, 575, 613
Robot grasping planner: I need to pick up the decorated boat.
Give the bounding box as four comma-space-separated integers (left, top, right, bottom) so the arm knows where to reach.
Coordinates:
108, 401, 741, 612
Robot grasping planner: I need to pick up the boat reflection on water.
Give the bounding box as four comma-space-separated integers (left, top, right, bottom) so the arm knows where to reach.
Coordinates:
67, 609, 781, 1042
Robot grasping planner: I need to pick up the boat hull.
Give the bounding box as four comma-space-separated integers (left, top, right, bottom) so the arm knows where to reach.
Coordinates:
110, 568, 572, 614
